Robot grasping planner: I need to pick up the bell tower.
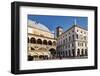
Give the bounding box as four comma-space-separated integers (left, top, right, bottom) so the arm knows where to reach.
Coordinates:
56, 26, 63, 38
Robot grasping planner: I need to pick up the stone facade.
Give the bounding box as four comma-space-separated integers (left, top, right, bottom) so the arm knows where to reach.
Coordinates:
28, 20, 56, 61
28, 19, 88, 61
56, 25, 88, 58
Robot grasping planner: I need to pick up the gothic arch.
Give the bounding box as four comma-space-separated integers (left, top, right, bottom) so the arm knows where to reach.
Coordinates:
43, 40, 47, 45
30, 37, 36, 44
37, 39, 42, 44
48, 40, 52, 45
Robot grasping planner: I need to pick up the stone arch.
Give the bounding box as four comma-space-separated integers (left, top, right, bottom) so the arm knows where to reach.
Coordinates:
44, 55, 48, 60
81, 49, 84, 56
30, 37, 36, 44
77, 49, 80, 56
39, 55, 44, 59
48, 40, 52, 45
43, 40, 47, 45
37, 38, 42, 44
53, 41, 56, 45
33, 55, 38, 60
49, 48, 56, 56
28, 55, 33, 61
85, 49, 88, 56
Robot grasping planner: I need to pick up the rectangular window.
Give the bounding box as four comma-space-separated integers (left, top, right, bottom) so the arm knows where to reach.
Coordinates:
68, 44, 70, 48
85, 43, 87, 47
72, 43, 74, 47
82, 43, 83, 46
72, 35, 74, 40
84, 36, 86, 40
69, 36, 71, 41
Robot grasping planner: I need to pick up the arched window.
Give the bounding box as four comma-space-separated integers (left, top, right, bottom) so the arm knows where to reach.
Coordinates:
81, 49, 84, 56
49, 48, 56, 56
53, 41, 56, 45
85, 49, 88, 56
77, 49, 80, 56
28, 55, 33, 61
37, 39, 42, 44
43, 40, 47, 45
30, 37, 36, 44
48, 40, 52, 45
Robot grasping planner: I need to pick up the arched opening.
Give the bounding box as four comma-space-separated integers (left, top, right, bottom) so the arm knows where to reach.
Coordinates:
28, 37, 29, 43
43, 40, 47, 45
85, 49, 88, 56
53, 41, 56, 46
77, 49, 80, 56
39, 55, 44, 59
30, 37, 36, 44
81, 49, 84, 56
49, 48, 56, 57
48, 40, 52, 45
37, 39, 42, 44
72, 49, 75, 57
44, 55, 48, 60
28, 55, 33, 61
33, 55, 38, 60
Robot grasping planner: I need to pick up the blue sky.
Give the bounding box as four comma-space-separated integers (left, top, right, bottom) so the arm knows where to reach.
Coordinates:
28, 15, 88, 32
